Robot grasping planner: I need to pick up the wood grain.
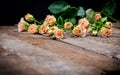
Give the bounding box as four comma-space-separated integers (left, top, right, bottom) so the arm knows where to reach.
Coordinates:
0, 26, 120, 75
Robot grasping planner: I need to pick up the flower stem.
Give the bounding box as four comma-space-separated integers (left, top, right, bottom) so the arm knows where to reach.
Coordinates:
101, 12, 120, 22
34, 18, 42, 25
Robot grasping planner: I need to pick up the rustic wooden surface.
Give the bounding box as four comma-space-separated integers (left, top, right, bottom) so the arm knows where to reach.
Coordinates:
0, 24, 120, 75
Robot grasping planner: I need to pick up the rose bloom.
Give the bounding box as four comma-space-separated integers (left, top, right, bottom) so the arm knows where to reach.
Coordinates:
105, 22, 113, 28
18, 17, 29, 32
91, 30, 98, 36
49, 26, 58, 32
28, 24, 38, 34
64, 22, 73, 29
25, 13, 34, 22
54, 29, 64, 39
95, 14, 101, 20
39, 24, 49, 34
86, 27, 92, 33
44, 15, 56, 25
100, 28, 112, 37
46, 26, 58, 36
78, 18, 89, 27
47, 29, 54, 36
72, 26, 86, 37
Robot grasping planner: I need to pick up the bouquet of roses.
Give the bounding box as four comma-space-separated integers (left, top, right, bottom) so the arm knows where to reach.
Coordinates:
17, 0, 116, 39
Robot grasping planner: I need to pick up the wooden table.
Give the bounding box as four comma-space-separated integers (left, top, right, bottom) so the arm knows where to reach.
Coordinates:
0, 24, 120, 75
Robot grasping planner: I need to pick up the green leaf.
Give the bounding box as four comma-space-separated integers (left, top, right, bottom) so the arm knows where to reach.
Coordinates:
103, 0, 116, 16
61, 8, 78, 18
86, 8, 95, 23
101, 17, 107, 23
77, 7, 85, 17
65, 18, 77, 24
48, 1, 71, 14
57, 16, 64, 25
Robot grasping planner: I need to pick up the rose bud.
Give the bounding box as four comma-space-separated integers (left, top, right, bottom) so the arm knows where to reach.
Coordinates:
64, 22, 73, 29
18, 17, 29, 32
25, 13, 34, 22
95, 14, 101, 20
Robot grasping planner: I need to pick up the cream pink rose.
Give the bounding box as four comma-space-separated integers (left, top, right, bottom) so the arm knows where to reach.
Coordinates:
78, 18, 89, 27
105, 22, 113, 28
64, 22, 73, 29
49, 26, 58, 32
72, 26, 86, 37
47, 26, 58, 36
39, 24, 49, 34
44, 15, 56, 25
25, 13, 34, 22
54, 29, 64, 39
28, 24, 38, 34
86, 27, 92, 33
18, 17, 29, 32
95, 14, 101, 20
100, 28, 112, 37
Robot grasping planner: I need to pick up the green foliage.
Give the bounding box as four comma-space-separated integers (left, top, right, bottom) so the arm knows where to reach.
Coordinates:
48, 1, 71, 14
103, 0, 116, 16
86, 8, 95, 23
77, 6, 85, 18
57, 16, 64, 25
65, 18, 77, 25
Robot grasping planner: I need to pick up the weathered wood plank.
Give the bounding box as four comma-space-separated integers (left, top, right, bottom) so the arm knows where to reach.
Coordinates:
0, 47, 42, 75
0, 26, 120, 75
60, 28, 120, 58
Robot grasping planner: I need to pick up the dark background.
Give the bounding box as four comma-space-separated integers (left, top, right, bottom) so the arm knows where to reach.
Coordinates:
0, 0, 120, 25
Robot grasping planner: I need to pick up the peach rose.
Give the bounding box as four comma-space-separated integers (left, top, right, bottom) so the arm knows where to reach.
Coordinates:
47, 26, 58, 36
86, 27, 92, 33
28, 24, 38, 34
39, 24, 49, 34
105, 22, 113, 28
95, 14, 101, 20
47, 29, 54, 36
54, 29, 64, 39
18, 17, 29, 32
91, 30, 98, 36
25, 13, 34, 22
72, 26, 86, 37
64, 22, 73, 29
49, 26, 58, 32
78, 18, 89, 27
44, 15, 56, 25
100, 28, 112, 37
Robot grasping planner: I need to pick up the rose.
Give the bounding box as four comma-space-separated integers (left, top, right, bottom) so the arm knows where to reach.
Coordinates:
25, 13, 35, 22
64, 22, 73, 29
91, 30, 98, 36
78, 18, 89, 27
49, 26, 58, 32
54, 29, 64, 39
47, 26, 58, 36
100, 27, 112, 37
18, 17, 29, 32
28, 24, 38, 34
39, 24, 49, 34
44, 15, 56, 25
86, 26, 92, 33
72, 25, 86, 37
95, 14, 101, 20
105, 22, 113, 28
